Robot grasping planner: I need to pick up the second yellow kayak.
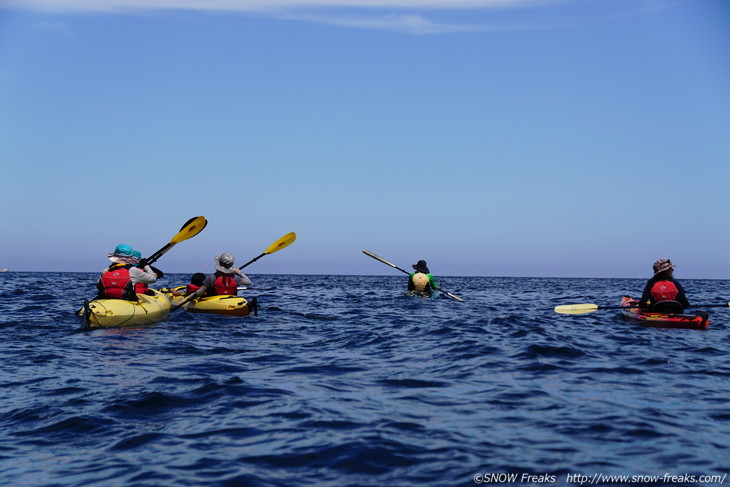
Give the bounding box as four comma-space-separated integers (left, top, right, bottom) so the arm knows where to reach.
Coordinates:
162, 287, 256, 317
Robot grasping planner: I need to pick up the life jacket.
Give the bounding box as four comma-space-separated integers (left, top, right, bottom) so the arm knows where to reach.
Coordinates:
411, 272, 431, 292
135, 282, 149, 294
212, 273, 237, 296
135, 266, 162, 294
650, 280, 679, 302
186, 284, 201, 294
98, 264, 137, 300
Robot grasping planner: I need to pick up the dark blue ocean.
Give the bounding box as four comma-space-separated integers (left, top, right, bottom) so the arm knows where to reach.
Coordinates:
1, 272, 729, 487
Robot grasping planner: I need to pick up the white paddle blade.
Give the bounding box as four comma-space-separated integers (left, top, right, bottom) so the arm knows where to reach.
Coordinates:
554, 304, 599, 315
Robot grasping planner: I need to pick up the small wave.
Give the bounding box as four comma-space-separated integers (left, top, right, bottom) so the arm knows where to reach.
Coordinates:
377, 379, 447, 389
516, 344, 586, 360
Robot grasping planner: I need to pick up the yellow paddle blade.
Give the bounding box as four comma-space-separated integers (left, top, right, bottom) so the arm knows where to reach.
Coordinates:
554, 303, 599, 315
171, 216, 208, 244
264, 232, 296, 254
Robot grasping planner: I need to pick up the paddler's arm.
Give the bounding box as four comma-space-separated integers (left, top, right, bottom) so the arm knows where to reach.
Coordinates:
234, 269, 252, 287
130, 265, 158, 284
639, 280, 653, 310
190, 274, 215, 298
428, 273, 439, 290
407, 273, 415, 291
675, 281, 690, 307
190, 286, 206, 298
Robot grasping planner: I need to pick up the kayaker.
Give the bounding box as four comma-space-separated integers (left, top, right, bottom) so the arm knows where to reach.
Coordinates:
170, 273, 206, 297
96, 244, 159, 301
189, 252, 252, 298
639, 258, 690, 313
131, 250, 164, 295
408, 260, 438, 297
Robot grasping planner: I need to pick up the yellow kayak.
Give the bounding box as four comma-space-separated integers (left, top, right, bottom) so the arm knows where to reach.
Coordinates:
79, 289, 171, 329
161, 287, 256, 317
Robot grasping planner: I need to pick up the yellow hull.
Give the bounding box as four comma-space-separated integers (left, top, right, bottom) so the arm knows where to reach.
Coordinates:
162, 287, 252, 317
79, 289, 171, 329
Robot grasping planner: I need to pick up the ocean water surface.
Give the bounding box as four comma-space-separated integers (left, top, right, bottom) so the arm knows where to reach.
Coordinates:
1, 272, 729, 486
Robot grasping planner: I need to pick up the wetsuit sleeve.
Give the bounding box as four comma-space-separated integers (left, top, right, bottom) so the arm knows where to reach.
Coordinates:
428, 274, 438, 290
129, 266, 158, 284
192, 275, 216, 297
235, 273, 252, 287
407, 273, 415, 291
639, 280, 654, 310
675, 281, 690, 307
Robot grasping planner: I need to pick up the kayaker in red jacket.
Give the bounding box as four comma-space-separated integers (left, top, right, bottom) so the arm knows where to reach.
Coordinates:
96, 244, 158, 300
639, 259, 690, 313
130, 250, 164, 295
170, 273, 206, 296
189, 252, 252, 298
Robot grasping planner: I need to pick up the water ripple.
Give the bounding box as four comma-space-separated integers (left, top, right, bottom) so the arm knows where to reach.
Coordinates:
0, 273, 729, 486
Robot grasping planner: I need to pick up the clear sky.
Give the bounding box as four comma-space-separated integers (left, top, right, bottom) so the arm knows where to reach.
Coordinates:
1, 0, 729, 278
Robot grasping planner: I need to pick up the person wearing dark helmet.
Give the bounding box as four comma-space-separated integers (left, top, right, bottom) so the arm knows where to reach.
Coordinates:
639, 258, 690, 313
407, 260, 439, 298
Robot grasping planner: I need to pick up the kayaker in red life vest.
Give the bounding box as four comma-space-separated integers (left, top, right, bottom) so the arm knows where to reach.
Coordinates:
189, 252, 252, 298
170, 273, 206, 297
408, 260, 439, 297
130, 250, 164, 295
96, 244, 159, 300
639, 258, 690, 313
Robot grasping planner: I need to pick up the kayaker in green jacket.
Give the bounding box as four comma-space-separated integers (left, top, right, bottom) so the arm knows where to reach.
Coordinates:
407, 260, 438, 297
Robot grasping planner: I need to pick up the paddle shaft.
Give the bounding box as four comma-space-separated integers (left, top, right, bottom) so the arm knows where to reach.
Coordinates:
361, 250, 464, 302
238, 252, 266, 270
174, 256, 261, 310
146, 243, 174, 265
146, 216, 208, 265
598, 303, 728, 310
172, 232, 295, 311
170, 272, 247, 311
555, 302, 730, 315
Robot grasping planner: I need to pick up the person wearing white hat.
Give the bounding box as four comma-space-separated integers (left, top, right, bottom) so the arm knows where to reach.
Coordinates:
189, 252, 252, 299
639, 258, 690, 313
96, 244, 158, 300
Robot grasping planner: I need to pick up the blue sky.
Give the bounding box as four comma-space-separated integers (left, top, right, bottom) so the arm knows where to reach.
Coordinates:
1, 0, 729, 278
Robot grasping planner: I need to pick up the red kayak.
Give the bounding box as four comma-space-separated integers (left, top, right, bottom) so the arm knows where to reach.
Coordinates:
620, 296, 710, 329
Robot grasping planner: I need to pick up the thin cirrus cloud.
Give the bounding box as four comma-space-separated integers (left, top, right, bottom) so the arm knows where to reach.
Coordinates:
0, 0, 667, 34
1, 0, 553, 12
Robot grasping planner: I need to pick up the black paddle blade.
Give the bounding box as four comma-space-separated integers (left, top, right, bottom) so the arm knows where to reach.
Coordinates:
81, 299, 92, 331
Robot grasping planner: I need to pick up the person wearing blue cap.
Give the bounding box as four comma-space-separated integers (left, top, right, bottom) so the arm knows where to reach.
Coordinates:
96, 244, 159, 300
130, 250, 164, 295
